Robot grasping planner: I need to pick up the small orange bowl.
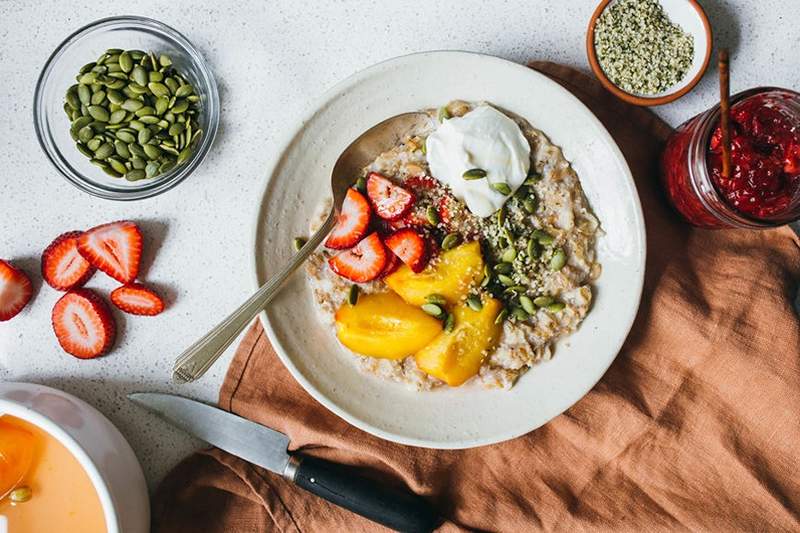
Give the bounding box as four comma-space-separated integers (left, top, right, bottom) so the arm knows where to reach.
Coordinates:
587, 0, 712, 106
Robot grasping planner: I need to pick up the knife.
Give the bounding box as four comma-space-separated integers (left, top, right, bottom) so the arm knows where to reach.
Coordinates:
128, 392, 440, 532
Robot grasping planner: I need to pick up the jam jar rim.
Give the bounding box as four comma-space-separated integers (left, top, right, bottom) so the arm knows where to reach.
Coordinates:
687, 87, 800, 229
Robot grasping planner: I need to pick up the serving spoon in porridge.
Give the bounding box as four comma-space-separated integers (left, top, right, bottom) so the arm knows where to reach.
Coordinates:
172, 112, 431, 383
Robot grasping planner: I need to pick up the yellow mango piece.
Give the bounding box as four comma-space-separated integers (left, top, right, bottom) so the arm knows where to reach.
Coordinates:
385, 241, 484, 306
335, 291, 442, 360
415, 297, 503, 386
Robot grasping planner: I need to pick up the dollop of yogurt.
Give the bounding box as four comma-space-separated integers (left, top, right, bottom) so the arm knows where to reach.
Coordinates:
426, 105, 531, 218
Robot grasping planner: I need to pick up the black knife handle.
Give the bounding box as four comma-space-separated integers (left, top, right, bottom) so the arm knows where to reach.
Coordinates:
290, 455, 440, 532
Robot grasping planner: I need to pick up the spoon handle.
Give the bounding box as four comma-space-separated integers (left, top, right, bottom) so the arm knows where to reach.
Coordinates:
172, 211, 335, 383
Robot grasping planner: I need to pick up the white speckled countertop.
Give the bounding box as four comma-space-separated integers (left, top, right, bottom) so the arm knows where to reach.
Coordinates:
0, 0, 798, 491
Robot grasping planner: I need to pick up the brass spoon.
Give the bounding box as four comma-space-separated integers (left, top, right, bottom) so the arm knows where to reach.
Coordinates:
172, 112, 432, 383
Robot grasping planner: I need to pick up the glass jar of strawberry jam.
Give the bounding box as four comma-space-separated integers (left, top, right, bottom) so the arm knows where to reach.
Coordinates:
661, 88, 800, 228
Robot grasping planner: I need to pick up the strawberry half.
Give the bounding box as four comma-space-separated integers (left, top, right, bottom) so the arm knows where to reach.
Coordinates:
77, 221, 142, 284
384, 228, 428, 273
42, 231, 95, 291
328, 233, 387, 283
110, 283, 165, 316
0, 260, 33, 322
366, 172, 415, 221
51, 289, 116, 359
325, 189, 371, 249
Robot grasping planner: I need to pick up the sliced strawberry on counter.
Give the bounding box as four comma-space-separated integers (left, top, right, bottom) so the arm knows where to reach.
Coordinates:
77, 221, 142, 284
325, 189, 371, 249
41, 231, 95, 291
366, 172, 415, 221
51, 289, 116, 359
379, 251, 401, 278
328, 233, 387, 283
0, 260, 33, 322
110, 283, 165, 316
384, 228, 428, 273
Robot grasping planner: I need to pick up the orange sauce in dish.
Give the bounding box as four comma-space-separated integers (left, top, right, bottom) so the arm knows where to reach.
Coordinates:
0, 415, 107, 533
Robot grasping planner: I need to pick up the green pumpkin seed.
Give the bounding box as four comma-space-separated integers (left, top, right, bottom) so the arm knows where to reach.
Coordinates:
177, 147, 192, 164
546, 302, 566, 313
437, 106, 451, 122
149, 70, 164, 83
526, 238, 540, 259
102, 165, 122, 178
347, 284, 359, 305
108, 109, 126, 124
160, 144, 180, 155
129, 50, 145, 60
497, 274, 514, 286
78, 72, 97, 85
462, 168, 486, 180
155, 96, 170, 115
117, 51, 132, 72
114, 140, 131, 159
116, 131, 136, 144
532, 229, 554, 245
143, 144, 162, 160
171, 99, 189, 113
175, 84, 194, 98
139, 115, 160, 124
90, 93, 106, 107
159, 54, 172, 67
105, 48, 123, 55
94, 142, 114, 159
128, 119, 145, 131
424, 294, 447, 306
493, 262, 512, 274
441, 232, 460, 251
87, 105, 109, 122
87, 138, 102, 151
121, 99, 143, 112
79, 62, 97, 74
66, 89, 81, 110
134, 106, 156, 117
131, 156, 147, 170
105, 78, 127, 90
511, 307, 529, 321
137, 128, 152, 145
131, 66, 148, 86
490, 181, 512, 195
77, 84, 91, 105
501, 248, 517, 263
426, 205, 440, 225
494, 308, 508, 325
466, 295, 483, 312
159, 160, 176, 174
165, 77, 179, 93
89, 158, 108, 168
145, 161, 160, 178
549, 248, 566, 271
128, 83, 148, 94
443, 312, 455, 332
480, 264, 491, 288
9, 486, 32, 503
421, 303, 445, 318
523, 197, 537, 214
519, 295, 536, 315
77, 126, 93, 143
76, 142, 93, 158
71, 115, 92, 131
533, 296, 554, 308
496, 206, 506, 226
504, 285, 527, 294
293, 237, 307, 252
168, 122, 185, 136
108, 157, 127, 174
148, 82, 170, 98
525, 170, 542, 184
128, 143, 146, 158
125, 169, 146, 181
106, 89, 124, 105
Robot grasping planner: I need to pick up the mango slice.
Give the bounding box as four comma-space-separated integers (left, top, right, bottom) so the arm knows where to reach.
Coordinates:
386, 241, 484, 306
334, 291, 442, 359
415, 296, 503, 386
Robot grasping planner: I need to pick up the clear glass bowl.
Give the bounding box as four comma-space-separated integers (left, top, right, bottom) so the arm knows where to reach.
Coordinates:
33, 16, 219, 200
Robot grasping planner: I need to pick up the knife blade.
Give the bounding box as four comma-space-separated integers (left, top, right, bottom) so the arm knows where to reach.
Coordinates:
129, 392, 440, 533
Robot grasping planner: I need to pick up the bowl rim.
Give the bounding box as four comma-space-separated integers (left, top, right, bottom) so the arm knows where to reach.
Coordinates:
249, 50, 647, 449
586, 0, 713, 106
0, 392, 121, 533
32, 15, 220, 201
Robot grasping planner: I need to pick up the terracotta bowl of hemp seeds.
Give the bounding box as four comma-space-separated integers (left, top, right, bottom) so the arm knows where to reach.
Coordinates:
586, 0, 712, 106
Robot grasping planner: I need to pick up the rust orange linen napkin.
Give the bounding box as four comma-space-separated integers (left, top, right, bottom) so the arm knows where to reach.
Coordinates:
153, 63, 800, 532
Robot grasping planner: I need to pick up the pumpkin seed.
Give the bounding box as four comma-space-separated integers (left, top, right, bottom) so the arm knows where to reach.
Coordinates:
90, 158, 108, 169
525, 170, 542, 183
519, 295, 536, 315
131, 156, 147, 170
137, 128, 152, 145
87, 138, 102, 151
131, 66, 148, 86
424, 294, 447, 306
546, 302, 566, 313
114, 140, 131, 159
443, 312, 455, 332
549, 248, 567, 271
347, 284, 359, 306
532, 229, 554, 245
125, 169, 146, 181
177, 147, 192, 164
155, 96, 170, 115
490, 181, 512, 195
466, 295, 483, 312
493, 262, 513, 274
533, 295, 554, 308
102, 166, 122, 178
116, 131, 136, 144
480, 264, 491, 287
77, 126, 93, 143
76, 142, 93, 158
87, 105, 109, 122
437, 106, 451, 122
504, 285, 527, 294
175, 84, 194, 98
148, 82, 170, 97
79, 62, 97, 74
149, 70, 164, 83
501, 247, 517, 263
462, 168, 487, 180
168, 122, 185, 136
523, 197, 537, 214
421, 303, 444, 318
92, 90, 108, 105
77, 84, 91, 105
139, 115, 160, 124
497, 274, 515, 286
128, 143, 146, 158
526, 238, 539, 259
143, 144, 162, 160
108, 157, 127, 174
159, 54, 172, 67
171, 99, 189, 113
94, 142, 114, 159
511, 307, 529, 321
441, 232, 460, 250
494, 308, 508, 325
108, 109, 126, 124
145, 161, 160, 178
425, 205, 439, 225
10, 486, 32, 503
496, 206, 506, 226
121, 98, 143, 112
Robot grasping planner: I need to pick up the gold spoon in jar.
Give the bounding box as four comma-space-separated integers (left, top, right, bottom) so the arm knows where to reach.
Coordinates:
172, 112, 432, 383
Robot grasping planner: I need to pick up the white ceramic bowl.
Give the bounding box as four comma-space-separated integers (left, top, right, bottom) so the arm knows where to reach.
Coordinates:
0, 382, 149, 533
252, 51, 646, 448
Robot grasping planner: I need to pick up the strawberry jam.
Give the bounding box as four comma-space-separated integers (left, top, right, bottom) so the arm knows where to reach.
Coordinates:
661, 88, 800, 228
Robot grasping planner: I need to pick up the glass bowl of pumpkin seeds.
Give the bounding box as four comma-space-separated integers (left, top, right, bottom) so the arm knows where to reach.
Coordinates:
34, 16, 219, 200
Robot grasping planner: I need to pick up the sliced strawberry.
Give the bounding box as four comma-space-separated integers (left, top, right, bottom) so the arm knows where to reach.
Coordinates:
0, 260, 33, 322
328, 233, 387, 283
437, 195, 454, 229
77, 221, 142, 284
42, 231, 95, 291
366, 172, 415, 221
110, 283, 165, 316
379, 251, 401, 278
325, 189, 371, 249
404, 175, 437, 191
51, 289, 115, 359
384, 228, 428, 273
